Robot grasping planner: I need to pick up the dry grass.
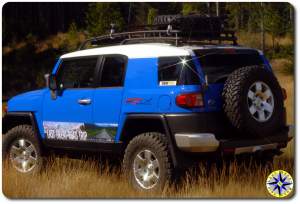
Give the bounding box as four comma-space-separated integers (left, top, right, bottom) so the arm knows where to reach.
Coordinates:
237, 32, 293, 49
272, 61, 295, 125
2, 149, 294, 198
2, 71, 294, 199
3, 32, 86, 55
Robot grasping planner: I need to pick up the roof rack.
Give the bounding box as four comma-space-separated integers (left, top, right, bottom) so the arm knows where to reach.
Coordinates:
78, 14, 238, 50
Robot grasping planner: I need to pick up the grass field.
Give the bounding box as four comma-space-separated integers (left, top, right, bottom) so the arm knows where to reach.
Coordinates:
2, 61, 295, 198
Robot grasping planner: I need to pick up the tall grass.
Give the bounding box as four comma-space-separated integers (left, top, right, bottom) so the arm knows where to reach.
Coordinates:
2, 149, 294, 198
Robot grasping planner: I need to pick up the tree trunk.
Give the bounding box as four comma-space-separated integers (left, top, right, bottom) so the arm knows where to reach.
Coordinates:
260, 2, 265, 52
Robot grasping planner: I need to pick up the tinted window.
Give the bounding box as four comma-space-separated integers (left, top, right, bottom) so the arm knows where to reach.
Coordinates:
194, 49, 264, 83
158, 56, 200, 86
57, 57, 98, 88
100, 56, 126, 87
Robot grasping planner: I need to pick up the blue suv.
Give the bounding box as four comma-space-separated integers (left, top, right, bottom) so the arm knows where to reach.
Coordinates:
2, 16, 291, 191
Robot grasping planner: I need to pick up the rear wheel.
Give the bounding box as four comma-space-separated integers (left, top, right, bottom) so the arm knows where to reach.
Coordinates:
123, 132, 172, 191
2, 125, 43, 174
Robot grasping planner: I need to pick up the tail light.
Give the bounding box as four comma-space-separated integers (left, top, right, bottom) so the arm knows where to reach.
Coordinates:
282, 88, 287, 100
176, 92, 204, 108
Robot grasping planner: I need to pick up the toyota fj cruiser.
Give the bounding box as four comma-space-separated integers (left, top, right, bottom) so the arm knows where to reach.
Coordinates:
2, 15, 291, 191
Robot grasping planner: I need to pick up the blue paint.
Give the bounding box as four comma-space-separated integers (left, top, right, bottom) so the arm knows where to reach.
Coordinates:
93, 87, 124, 130
42, 89, 94, 138
52, 58, 62, 74
190, 51, 205, 84
7, 89, 47, 137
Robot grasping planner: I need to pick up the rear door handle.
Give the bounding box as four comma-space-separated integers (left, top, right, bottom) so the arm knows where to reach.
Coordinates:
78, 98, 92, 105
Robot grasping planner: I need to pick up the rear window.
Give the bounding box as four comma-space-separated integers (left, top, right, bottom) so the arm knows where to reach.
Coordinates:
158, 56, 200, 86
194, 49, 264, 83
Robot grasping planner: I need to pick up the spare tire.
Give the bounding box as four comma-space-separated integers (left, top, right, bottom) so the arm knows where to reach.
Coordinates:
222, 65, 285, 138
153, 15, 181, 25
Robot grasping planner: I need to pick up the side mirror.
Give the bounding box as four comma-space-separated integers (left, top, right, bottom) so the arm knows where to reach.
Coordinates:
49, 74, 58, 90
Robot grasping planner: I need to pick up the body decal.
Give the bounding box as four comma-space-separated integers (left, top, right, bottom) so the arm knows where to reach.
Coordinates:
43, 121, 118, 142
126, 97, 153, 105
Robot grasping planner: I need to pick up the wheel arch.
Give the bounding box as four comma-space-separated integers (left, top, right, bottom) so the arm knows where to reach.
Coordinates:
119, 114, 180, 168
3, 112, 39, 137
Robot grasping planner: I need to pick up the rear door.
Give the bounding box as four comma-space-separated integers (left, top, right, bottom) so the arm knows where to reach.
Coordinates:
92, 55, 127, 142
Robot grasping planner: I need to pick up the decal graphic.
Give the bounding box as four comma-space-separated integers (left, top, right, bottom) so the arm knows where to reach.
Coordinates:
126, 97, 152, 105
43, 121, 118, 142
126, 97, 143, 105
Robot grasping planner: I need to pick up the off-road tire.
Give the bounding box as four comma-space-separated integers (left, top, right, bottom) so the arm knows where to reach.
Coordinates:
223, 65, 285, 137
2, 125, 43, 174
153, 15, 180, 25
123, 132, 172, 191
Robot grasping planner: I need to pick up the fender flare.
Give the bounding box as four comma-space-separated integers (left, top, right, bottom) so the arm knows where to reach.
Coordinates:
3, 112, 39, 137
120, 114, 182, 168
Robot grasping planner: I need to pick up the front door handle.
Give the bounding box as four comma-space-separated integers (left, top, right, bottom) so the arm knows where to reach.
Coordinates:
78, 98, 92, 105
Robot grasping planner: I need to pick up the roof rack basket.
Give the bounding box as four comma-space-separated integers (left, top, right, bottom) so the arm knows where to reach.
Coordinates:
78, 14, 238, 50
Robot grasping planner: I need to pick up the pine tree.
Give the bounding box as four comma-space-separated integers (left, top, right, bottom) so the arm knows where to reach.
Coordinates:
147, 8, 158, 25
86, 3, 125, 36
264, 3, 285, 49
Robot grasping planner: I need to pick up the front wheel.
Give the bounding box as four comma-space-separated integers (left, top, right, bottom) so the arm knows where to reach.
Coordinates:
2, 125, 43, 174
123, 132, 173, 191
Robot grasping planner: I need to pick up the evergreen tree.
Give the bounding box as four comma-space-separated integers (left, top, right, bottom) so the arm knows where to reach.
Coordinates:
86, 3, 125, 36
182, 3, 208, 15
147, 8, 158, 25
264, 3, 286, 49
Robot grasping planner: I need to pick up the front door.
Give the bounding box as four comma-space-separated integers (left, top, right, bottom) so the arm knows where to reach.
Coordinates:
42, 56, 99, 142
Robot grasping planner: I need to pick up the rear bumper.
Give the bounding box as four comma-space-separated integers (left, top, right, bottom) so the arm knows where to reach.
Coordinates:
174, 126, 291, 154
165, 111, 287, 140
165, 112, 238, 140
175, 133, 219, 152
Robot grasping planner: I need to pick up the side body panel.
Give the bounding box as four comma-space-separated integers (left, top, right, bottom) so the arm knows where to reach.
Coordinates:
92, 88, 124, 141
115, 57, 207, 142
7, 89, 47, 138
42, 89, 94, 140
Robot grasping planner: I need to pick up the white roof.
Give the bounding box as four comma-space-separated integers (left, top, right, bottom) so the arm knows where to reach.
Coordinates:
183, 44, 256, 50
61, 43, 191, 59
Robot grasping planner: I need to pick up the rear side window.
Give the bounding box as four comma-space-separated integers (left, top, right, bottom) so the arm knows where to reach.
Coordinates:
158, 56, 200, 86
194, 49, 264, 83
57, 57, 98, 89
99, 56, 126, 87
